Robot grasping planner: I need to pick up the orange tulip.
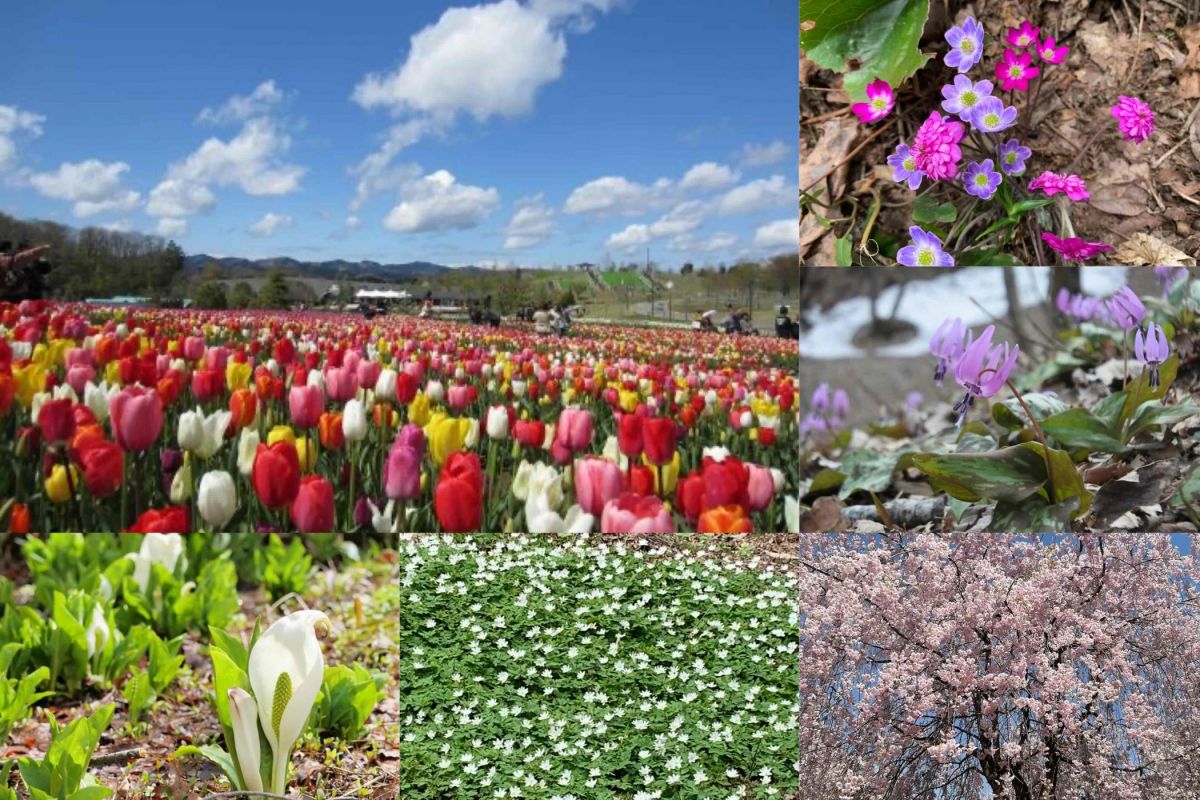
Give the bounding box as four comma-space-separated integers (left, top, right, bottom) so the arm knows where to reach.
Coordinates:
318, 411, 345, 450
8, 502, 31, 533
697, 504, 753, 533
229, 388, 257, 431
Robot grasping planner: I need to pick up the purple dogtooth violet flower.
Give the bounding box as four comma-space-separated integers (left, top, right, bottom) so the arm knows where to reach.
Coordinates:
951, 324, 1019, 427
930, 317, 969, 386
811, 383, 831, 413
1106, 286, 1146, 331
1135, 323, 1170, 389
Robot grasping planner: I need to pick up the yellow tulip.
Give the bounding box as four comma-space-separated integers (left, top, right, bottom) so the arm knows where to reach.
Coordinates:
226, 360, 252, 391
643, 451, 680, 495
45, 464, 81, 504
13, 362, 46, 409
104, 361, 121, 386
295, 436, 318, 472
618, 390, 639, 413
268, 425, 297, 447
48, 339, 73, 367
408, 392, 432, 427
425, 414, 473, 466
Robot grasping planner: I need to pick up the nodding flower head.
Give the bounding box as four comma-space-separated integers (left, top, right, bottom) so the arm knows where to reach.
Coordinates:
1135, 323, 1170, 389
1055, 288, 1104, 323
811, 383, 830, 413
951, 325, 1019, 426
930, 317, 968, 385
1106, 286, 1146, 332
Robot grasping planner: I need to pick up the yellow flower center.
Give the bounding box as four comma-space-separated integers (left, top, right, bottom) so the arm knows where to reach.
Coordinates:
984, 113, 1000, 127
961, 91, 977, 105
917, 249, 935, 266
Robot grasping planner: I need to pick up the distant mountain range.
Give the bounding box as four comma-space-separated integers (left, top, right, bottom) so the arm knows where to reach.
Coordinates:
183, 254, 467, 282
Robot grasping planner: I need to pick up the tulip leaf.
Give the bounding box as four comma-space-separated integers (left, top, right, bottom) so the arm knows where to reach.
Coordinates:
800, 0, 932, 102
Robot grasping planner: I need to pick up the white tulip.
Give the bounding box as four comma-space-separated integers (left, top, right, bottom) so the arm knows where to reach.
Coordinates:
198, 470, 237, 530
785, 494, 799, 533
425, 380, 444, 402
486, 405, 509, 440
84, 381, 110, 423
248, 610, 331, 793
170, 459, 193, 503
703, 446, 730, 462
228, 687, 264, 792
375, 368, 397, 401
237, 428, 260, 476
770, 468, 785, 493
511, 378, 526, 398
179, 406, 232, 460
342, 399, 368, 443
306, 369, 324, 389
464, 418, 480, 449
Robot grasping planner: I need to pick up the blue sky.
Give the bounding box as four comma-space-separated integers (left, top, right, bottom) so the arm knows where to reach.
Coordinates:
0, 0, 797, 269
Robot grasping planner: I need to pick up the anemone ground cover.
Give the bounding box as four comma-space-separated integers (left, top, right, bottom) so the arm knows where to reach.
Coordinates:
398, 534, 800, 799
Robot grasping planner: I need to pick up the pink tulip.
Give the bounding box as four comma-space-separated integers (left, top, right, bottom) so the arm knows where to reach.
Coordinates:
66, 347, 94, 369
601, 493, 675, 533
324, 365, 359, 403
357, 359, 382, 391
67, 365, 94, 396
384, 440, 422, 500
447, 385, 474, 411
746, 463, 775, 512
183, 336, 206, 361
289, 384, 324, 428
205, 346, 229, 372
575, 456, 624, 516
111, 386, 164, 452
555, 408, 593, 453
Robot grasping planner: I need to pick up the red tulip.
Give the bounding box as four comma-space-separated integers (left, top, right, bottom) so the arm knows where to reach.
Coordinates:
701, 455, 750, 512
252, 441, 301, 510
626, 464, 656, 497
126, 505, 189, 533
395, 372, 418, 404
111, 386, 164, 452
290, 475, 334, 532
642, 417, 676, 466
617, 413, 643, 457
37, 398, 76, 445
513, 419, 546, 449
434, 451, 483, 532
274, 337, 295, 365
758, 426, 776, 446
675, 470, 705, 524
192, 368, 225, 402
78, 439, 124, 497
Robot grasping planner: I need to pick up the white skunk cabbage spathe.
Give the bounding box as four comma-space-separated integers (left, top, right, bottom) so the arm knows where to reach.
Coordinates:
126, 532, 185, 591
248, 609, 331, 792
228, 687, 264, 792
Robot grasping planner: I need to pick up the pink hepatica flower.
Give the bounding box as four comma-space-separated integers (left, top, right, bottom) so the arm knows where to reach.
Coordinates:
1004, 20, 1039, 49
1135, 323, 1170, 389
1111, 95, 1155, 143
911, 111, 965, 180
1035, 35, 1069, 64
996, 48, 1040, 91
952, 324, 1019, 427
1028, 171, 1090, 202
852, 80, 894, 124
1042, 232, 1115, 264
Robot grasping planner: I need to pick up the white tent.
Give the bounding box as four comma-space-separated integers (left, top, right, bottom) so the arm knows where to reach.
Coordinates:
355, 289, 410, 301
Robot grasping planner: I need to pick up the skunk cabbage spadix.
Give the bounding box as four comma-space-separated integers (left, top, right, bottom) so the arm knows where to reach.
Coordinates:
227, 687, 264, 792
248, 609, 330, 792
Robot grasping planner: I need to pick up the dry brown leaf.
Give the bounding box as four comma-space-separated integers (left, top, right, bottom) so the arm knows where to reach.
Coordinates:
798, 212, 826, 259
799, 495, 846, 532
1112, 232, 1197, 266
800, 117, 859, 200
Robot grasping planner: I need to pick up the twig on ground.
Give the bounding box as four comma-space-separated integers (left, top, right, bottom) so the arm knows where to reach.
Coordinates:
803, 107, 851, 126
1152, 137, 1188, 169
92, 748, 144, 766
799, 118, 897, 196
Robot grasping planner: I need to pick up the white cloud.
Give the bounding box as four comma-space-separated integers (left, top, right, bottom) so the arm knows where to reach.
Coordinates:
605, 223, 652, 250
713, 175, 793, 216
0, 105, 45, 171
156, 217, 188, 237
345, 215, 362, 229
678, 162, 739, 192
29, 159, 142, 218
198, 80, 285, 125
503, 195, 555, 249
564, 175, 672, 216
349, 138, 427, 211
753, 219, 796, 250
736, 140, 790, 167
99, 219, 134, 233
382, 169, 499, 233
353, 1, 568, 121
146, 179, 215, 217
349, 0, 618, 210
248, 212, 293, 237
603, 201, 707, 252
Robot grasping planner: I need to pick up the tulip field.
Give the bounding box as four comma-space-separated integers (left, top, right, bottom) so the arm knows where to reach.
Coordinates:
0, 302, 798, 534
0, 532, 399, 797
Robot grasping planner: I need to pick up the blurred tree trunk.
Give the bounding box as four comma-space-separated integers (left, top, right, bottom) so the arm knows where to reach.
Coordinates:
1003, 267, 1028, 352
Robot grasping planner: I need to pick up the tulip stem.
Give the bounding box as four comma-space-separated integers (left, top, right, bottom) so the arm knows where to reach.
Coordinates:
347, 441, 356, 530
61, 448, 85, 532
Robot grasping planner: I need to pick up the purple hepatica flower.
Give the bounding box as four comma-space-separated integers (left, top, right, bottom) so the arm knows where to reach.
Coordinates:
887, 143, 925, 190
1106, 286, 1146, 331
951, 324, 1019, 427
971, 97, 1018, 133
1135, 323, 1170, 389
897, 225, 955, 267
963, 159, 1002, 200
996, 138, 1031, 176
941, 75, 993, 122
930, 316, 968, 385
944, 16, 984, 73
